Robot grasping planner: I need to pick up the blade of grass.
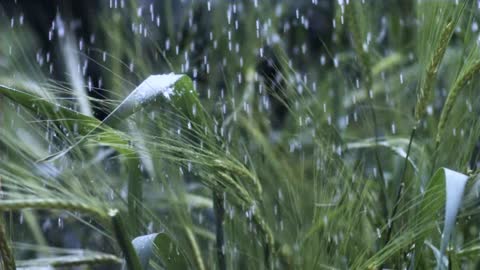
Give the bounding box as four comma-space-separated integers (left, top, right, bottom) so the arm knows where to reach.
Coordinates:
17, 253, 122, 268
437, 168, 468, 270
55, 14, 93, 117
109, 209, 142, 270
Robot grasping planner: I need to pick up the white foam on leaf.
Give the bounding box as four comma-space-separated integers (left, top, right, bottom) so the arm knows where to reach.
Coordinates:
102, 73, 185, 127
132, 73, 183, 104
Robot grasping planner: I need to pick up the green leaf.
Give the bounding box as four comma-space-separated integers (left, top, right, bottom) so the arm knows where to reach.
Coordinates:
360, 167, 469, 269
56, 14, 93, 117
0, 83, 133, 156
456, 244, 480, 258
0, 83, 98, 134
0, 82, 144, 233
132, 233, 189, 270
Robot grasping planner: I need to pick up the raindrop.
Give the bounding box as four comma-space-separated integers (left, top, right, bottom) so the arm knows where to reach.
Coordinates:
426, 105, 433, 116
472, 21, 478, 32
88, 77, 93, 92
58, 217, 64, 229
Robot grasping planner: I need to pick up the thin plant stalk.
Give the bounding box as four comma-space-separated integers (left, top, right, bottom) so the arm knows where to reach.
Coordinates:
109, 209, 142, 270
213, 191, 226, 270
185, 226, 206, 270
385, 16, 457, 260
384, 127, 416, 245
127, 159, 143, 235
0, 216, 15, 270
346, 1, 389, 231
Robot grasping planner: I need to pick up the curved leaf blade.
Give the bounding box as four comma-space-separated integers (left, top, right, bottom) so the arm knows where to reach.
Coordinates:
439, 168, 468, 269
419, 168, 468, 269
132, 233, 189, 270
105, 73, 198, 126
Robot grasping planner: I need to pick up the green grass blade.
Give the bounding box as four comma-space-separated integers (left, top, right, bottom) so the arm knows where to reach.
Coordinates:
109, 209, 142, 270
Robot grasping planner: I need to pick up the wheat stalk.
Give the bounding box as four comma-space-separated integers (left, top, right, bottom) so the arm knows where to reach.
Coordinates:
346, 1, 372, 92
109, 209, 142, 270
185, 226, 206, 270
436, 60, 480, 143
0, 218, 15, 270
415, 20, 455, 122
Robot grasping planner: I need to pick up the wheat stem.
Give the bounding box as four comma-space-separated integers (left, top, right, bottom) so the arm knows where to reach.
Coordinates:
185, 226, 206, 270
213, 191, 226, 270
109, 209, 142, 270
0, 217, 15, 270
